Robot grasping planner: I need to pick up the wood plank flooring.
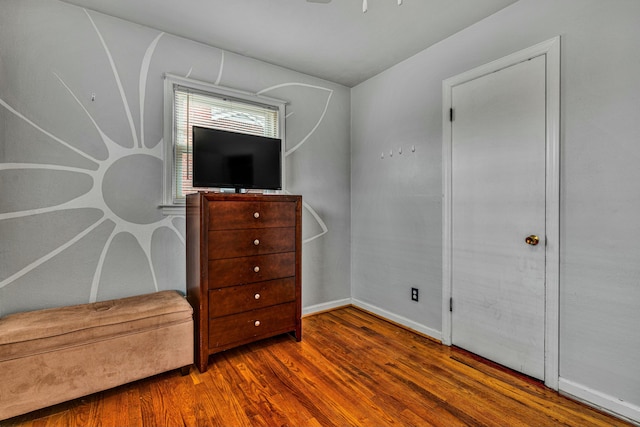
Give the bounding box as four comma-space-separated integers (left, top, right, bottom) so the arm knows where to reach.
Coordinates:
3, 306, 632, 427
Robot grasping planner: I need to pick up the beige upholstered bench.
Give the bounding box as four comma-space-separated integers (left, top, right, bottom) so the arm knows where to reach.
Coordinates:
0, 290, 194, 420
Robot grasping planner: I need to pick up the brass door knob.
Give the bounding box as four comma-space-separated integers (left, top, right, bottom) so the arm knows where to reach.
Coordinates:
525, 235, 540, 246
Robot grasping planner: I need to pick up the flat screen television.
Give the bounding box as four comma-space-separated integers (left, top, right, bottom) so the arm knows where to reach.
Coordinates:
192, 126, 282, 192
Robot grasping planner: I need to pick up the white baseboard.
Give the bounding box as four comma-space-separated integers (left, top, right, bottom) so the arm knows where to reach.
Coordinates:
302, 298, 352, 316
351, 298, 442, 342
303, 298, 442, 342
559, 378, 640, 425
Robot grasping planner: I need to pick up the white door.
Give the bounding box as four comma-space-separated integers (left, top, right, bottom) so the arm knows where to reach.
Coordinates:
450, 55, 546, 380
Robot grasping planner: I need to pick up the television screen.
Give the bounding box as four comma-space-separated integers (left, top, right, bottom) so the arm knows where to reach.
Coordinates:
192, 126, 282, 191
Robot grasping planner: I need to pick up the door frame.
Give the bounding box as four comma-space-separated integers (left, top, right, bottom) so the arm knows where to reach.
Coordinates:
442, 37, 560, 389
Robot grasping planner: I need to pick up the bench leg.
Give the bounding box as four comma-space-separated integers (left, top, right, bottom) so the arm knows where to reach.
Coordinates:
180, 365, 191, 376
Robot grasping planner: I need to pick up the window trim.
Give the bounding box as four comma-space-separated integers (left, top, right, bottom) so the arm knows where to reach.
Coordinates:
160, 73, 287, 214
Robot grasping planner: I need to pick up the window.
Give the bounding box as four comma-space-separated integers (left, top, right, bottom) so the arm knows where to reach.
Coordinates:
162, 74, 285, 211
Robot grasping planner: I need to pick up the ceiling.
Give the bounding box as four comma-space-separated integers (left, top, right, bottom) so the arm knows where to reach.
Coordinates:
59, 0, 518, 87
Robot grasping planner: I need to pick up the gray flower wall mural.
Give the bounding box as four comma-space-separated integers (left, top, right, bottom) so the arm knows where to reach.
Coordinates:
0, 0, 351, 317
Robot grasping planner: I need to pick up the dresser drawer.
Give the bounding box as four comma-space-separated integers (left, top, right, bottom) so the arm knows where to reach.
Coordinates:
208, 227, 295, 260
208, 302, 296, 349
208, 201, 296, 230
208, 252, 295, 289
208, 278, 295, 318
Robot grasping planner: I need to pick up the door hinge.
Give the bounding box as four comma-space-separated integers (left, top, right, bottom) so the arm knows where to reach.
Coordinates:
449, 108, 454, 122
449, 297, 453, 312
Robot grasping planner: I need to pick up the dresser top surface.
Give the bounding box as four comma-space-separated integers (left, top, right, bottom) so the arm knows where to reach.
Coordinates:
187, 192, 301, 203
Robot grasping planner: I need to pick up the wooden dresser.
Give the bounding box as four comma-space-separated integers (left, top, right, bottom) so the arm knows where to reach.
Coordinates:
186, 192, 302, 373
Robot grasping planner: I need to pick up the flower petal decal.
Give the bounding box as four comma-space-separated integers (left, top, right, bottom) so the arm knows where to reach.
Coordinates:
0, 167, 93, 214
0, 208, 103, 284
0, 219, 116, 315
258, 83, 333, 156
258, 83, 332, 243
151, 226, 186, 292
97, 232, 156, 301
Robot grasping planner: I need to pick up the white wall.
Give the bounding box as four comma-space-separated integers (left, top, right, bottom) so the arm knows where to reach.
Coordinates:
351, 0, 640, 422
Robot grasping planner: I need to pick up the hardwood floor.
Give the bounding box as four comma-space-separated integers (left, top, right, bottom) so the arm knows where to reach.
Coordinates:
3, 307, 632, 427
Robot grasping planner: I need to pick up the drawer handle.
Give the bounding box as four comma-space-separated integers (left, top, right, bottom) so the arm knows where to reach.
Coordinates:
254, 320, 261, 327
254, 293, 261, 300
254, 266, 260, 273
254, 212, 260, 219
253, 239, 260, 246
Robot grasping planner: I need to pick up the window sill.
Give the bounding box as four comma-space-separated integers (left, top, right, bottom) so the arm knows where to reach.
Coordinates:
159, 204, 186, 216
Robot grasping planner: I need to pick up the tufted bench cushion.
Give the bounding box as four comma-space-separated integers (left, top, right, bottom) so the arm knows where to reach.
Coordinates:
0, 290, 194, 420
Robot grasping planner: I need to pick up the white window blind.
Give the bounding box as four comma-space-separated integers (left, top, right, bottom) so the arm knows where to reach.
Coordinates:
172, 85, 280, 200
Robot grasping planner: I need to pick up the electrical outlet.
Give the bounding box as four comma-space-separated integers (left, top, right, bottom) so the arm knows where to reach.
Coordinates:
411, 287, 419, 302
